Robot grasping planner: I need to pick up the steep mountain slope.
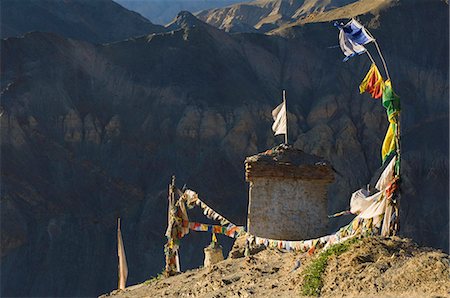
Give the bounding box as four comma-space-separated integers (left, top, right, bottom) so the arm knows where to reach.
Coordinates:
101, 237, 450, 297
1, 1, 448, 297
1, 0, 165, 43
115, 0, 246, 25
196, 0, 364, 32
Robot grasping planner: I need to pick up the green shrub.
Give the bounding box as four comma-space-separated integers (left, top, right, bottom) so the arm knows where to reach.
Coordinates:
301, 237, 360, 296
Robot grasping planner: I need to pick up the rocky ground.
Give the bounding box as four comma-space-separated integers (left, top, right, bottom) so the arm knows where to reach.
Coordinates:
101, 236, 450, 298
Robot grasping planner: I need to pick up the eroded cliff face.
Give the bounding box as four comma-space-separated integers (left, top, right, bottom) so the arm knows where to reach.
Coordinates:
1, 1, 448, 296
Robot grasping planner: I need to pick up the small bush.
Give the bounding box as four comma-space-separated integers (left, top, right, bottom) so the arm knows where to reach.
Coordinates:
301, 237, 360, 296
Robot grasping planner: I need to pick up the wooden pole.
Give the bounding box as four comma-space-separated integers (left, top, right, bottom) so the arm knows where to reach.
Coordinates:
170, 176, 181, 273
165, 175, 178, 276
168, 175, 176, 231
283, 90, 288, 145
117, 218, 120, 290
393, 113, 401, 236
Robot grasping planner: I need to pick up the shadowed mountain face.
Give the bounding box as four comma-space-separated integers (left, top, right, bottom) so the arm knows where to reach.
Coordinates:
1, 0, 448, 297
1, 0, 165, 43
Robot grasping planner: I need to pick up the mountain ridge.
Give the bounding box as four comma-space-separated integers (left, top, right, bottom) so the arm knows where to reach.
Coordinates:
114, 0, 246, 25
195, 0, 395, 33
1, 0, 166, 43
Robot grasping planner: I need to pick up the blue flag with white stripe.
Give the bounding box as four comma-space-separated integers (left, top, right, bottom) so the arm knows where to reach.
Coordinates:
335, 19, 374, 61
342, 19, 374, 45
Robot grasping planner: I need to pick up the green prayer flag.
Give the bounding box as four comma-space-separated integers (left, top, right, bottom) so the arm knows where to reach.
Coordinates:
382, 80, 401, 119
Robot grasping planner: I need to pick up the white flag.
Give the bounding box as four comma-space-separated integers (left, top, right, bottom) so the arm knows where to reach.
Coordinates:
272, 101, 286, 136
117, 218, 128, 290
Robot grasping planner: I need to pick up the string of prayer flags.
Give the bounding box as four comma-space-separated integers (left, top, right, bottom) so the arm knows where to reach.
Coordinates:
251, 235, 331, 253
189, 222, 245, 238
183, 189, 199, 208
183, 189, 232, 226
359, 63, 384, 99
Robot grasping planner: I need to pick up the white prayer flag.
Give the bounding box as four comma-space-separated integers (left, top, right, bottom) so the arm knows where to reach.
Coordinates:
117, 218, 128, 290
272, 100, 287, 136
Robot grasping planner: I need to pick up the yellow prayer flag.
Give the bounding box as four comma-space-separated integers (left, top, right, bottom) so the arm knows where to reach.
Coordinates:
381, 122, 397, 162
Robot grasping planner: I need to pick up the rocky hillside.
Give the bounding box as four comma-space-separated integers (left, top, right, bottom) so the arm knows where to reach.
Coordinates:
196, 0, 368, 32
1, 0, 165, 43
1, 0, 448, 297
101, 237, 450, 297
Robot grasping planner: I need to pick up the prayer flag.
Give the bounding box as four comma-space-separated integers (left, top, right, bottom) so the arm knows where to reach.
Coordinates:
381, 123, 397, 163
342, 19, 375, 45
359, 63, 384, 99
336, 19, 374, 61
272, 100, 287, 136
381, 80, 400, 162
382, 80, 401, 119
117, 218, 128, 290
339, 29, 367, 61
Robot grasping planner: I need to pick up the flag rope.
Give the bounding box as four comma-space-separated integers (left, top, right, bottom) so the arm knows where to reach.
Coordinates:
365, 50, 376, 65
374, 40, 391, 82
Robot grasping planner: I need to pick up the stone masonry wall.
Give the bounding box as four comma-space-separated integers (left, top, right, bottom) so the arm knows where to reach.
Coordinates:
247, 177, 329, 240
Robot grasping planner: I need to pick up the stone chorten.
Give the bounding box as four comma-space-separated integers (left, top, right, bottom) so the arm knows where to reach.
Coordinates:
245, 144, 334, 240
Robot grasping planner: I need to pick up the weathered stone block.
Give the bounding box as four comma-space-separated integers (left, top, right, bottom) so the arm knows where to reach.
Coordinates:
245, 144, 334, 240
247, 177, 329, 240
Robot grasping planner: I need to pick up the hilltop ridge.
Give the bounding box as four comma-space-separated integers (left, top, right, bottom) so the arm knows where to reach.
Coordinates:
101, 236, 450, 297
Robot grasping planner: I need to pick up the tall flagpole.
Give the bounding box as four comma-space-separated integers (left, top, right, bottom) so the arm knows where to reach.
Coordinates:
283, 90, 288, 144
